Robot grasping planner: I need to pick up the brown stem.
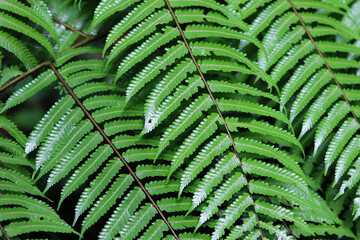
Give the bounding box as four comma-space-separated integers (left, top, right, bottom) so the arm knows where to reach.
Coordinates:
264, 195, 297, 239
0, 35, 103, 94
0, 224, 10, 240
0, 61, 50, 93
48, 63, 179, 240
164, 0, 265, 239
53, 17, 89, 38
287, 0, 359, 124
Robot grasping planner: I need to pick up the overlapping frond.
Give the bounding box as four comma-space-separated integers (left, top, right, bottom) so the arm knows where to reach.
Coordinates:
0, 0, 58, 69
0, 116, 75, 238
1, 0, 360, 239
259, 0, 360, 221
92, 0, 355, 238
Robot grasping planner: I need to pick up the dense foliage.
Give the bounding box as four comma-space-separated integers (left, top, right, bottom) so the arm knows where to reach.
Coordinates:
0, 0, 360, 239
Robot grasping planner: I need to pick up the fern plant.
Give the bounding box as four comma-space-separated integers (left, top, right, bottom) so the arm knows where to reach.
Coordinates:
0, 0, 360, 239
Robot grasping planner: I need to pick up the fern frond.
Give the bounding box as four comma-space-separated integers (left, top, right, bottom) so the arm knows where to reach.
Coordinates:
0, 30, 37, 70
300, 13, 360, 40
209, 81, 278, 102
58, 145, 113, 207
299, 85, 342, 138
198, 172, 246, 228
225, 213, 257, 240
0, 0, 58, 43
242, 159, 308, 193
34, 108, 84, 173
226, 117, 302, 152
114, 26, 179, 81
0, 116, 27, 147
314, 101, 350, 155
0, 12, 55, 56
0, 152, 33, 168
55, 47, 102, 67
81, 174, 133, 236
212, 194, 254, 240
119, 198, 191, 240
338, 157, 360, 198
255, 200, 313, 235
0, 168, 43, 197
103, 0, 165, 55
2, 69, 56, 113
2, 0, 359, 238
2, 220, 75, 238
0, 65, 23, 86
236, 137, 305, 178
26, 96, 75, 153
324, 118, 359, 173
98, 180, 179, 240
90, 0, 141, 32
334, 135, 360, 186
73, 158, 123, 224
44, 132, 103, 191
156, 94, 212, 154
190, 153, 239, 211
125, 43, 187, 102
290, 69, 332, 121
57, 31, 79, 53
248, 0, 289, 37
0, 137, 25, 156
218, 98, 289, 124
180, 134, 231, 195
0, 115, 75, 238
291, 223, 355, 238
167, 113, 219, 180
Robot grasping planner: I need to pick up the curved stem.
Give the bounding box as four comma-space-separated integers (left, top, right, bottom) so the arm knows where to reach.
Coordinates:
49, 63, 179, 240
0, 224, 10, 240
0, 35, 103, 94
53, 17, 89, 38
164, 0, 265, 239
287, 0, 359, 125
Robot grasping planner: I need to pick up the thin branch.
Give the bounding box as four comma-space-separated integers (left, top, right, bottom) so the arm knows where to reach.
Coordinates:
0, 61, 50, 93
164, 0, 265, 239
0, 192, 9, 240
263, 195, 297, 239
0, 34, 103, 94
53, 17, 89, 38
67, 34, 104, 51
287, 0, 359, 125
0, 224, 10, 240
48, 63, 179, 240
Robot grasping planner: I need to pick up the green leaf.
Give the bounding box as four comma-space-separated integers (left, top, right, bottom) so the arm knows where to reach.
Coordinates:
0, 30, 37, 70
2, 69, 56, 113
218, 98, 290, 125
103, 0, 165, 55
198, 172, 246, 228
0, 12, 54, 56
180, 134, 231, 195
0, 116, 27, 147
81, 175, 133, 235
90, 0, 142, 32
314, 101, 351, 155
74, 159, 123, 224
212, 194, 254, 240
0, 168, 42, 196
255, 200, 313, 235
156, 94, 212, 155
4, 220, 75, 237
168, 113, 219, 180
0, 0, 58, 43
334, 136, 360, 186
324, 118, 360, 173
